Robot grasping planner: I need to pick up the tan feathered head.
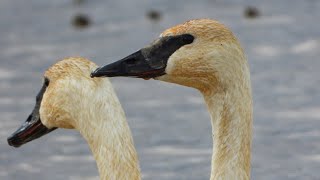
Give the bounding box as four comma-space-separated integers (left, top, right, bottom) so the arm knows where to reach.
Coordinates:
91, 19, 248, 92
8, 57, 103, 147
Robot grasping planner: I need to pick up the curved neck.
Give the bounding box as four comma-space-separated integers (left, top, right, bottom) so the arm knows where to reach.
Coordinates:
75, 83, 141, 180
203, 82, 252, 180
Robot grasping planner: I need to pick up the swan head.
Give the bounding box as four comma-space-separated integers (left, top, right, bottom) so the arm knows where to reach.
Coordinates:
8, 57, 100, 147
91, 19, 248, 92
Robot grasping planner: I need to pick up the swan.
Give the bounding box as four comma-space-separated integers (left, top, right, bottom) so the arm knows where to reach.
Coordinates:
91, 19, 253, 180
7, 57, 141, 180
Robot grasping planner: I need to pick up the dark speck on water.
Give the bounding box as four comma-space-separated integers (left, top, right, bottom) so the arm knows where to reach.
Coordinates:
146, 9, 162, 21
244, 6, 260, 19
71, 14, 91, 29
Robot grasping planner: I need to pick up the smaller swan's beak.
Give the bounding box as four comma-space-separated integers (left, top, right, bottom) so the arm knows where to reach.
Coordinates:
90, 50, 165, 79
7, 114, 57, 148
8, 78, 57, 148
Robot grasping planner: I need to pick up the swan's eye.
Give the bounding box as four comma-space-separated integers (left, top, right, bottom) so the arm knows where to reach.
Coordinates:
36, 77, 50, 102
181, 34, 194, 44
44, 77, 50, 86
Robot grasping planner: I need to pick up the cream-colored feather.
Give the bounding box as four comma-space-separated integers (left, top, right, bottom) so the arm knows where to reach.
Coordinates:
40, 57, 141, 180
156, 19, 253, 180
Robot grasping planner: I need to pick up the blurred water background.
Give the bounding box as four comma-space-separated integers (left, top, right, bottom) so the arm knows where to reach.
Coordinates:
1, 0, 320, 179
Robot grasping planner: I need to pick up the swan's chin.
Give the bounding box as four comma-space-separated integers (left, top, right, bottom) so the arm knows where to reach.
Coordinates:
153, 75, 167, 81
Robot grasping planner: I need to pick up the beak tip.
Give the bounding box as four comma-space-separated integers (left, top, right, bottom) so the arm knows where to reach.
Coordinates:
7, 137, 12, 146
7, 136, 20, 148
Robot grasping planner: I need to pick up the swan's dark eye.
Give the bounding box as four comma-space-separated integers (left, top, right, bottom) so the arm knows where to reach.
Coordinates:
44, 77, 50, 86
36, 77, 50, 102
181, 34, 194, 44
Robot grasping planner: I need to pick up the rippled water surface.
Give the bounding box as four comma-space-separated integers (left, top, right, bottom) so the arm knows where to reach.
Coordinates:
1, 0, 320, 179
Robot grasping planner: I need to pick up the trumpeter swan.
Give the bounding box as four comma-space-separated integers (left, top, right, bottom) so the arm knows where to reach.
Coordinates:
91, 19, 253, 180
8, 57, 141, 180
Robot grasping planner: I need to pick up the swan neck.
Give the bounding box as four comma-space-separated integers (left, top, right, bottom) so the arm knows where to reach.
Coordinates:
203, 86, 252, 180
76, 87, 141, 180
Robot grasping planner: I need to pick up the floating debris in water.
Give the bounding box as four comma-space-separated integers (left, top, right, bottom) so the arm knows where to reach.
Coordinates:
244, 6, 260, 19
71, 14, 91, 29
146, 10, 162, 22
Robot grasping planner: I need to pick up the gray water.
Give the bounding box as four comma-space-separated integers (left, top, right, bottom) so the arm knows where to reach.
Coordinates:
1, 0, 320, 179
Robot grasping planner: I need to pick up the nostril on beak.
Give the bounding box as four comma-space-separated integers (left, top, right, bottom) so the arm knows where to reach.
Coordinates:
124, 58, 137, 65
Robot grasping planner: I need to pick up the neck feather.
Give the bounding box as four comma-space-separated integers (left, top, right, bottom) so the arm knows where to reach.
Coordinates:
75, 81, 141, 180
203, 79, 252, 180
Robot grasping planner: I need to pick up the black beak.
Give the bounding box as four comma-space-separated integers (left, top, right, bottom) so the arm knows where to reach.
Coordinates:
7, 77, 57, 148
7, 114, 57, 148
91, 34, 194, 79
91, 50, 166, 79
